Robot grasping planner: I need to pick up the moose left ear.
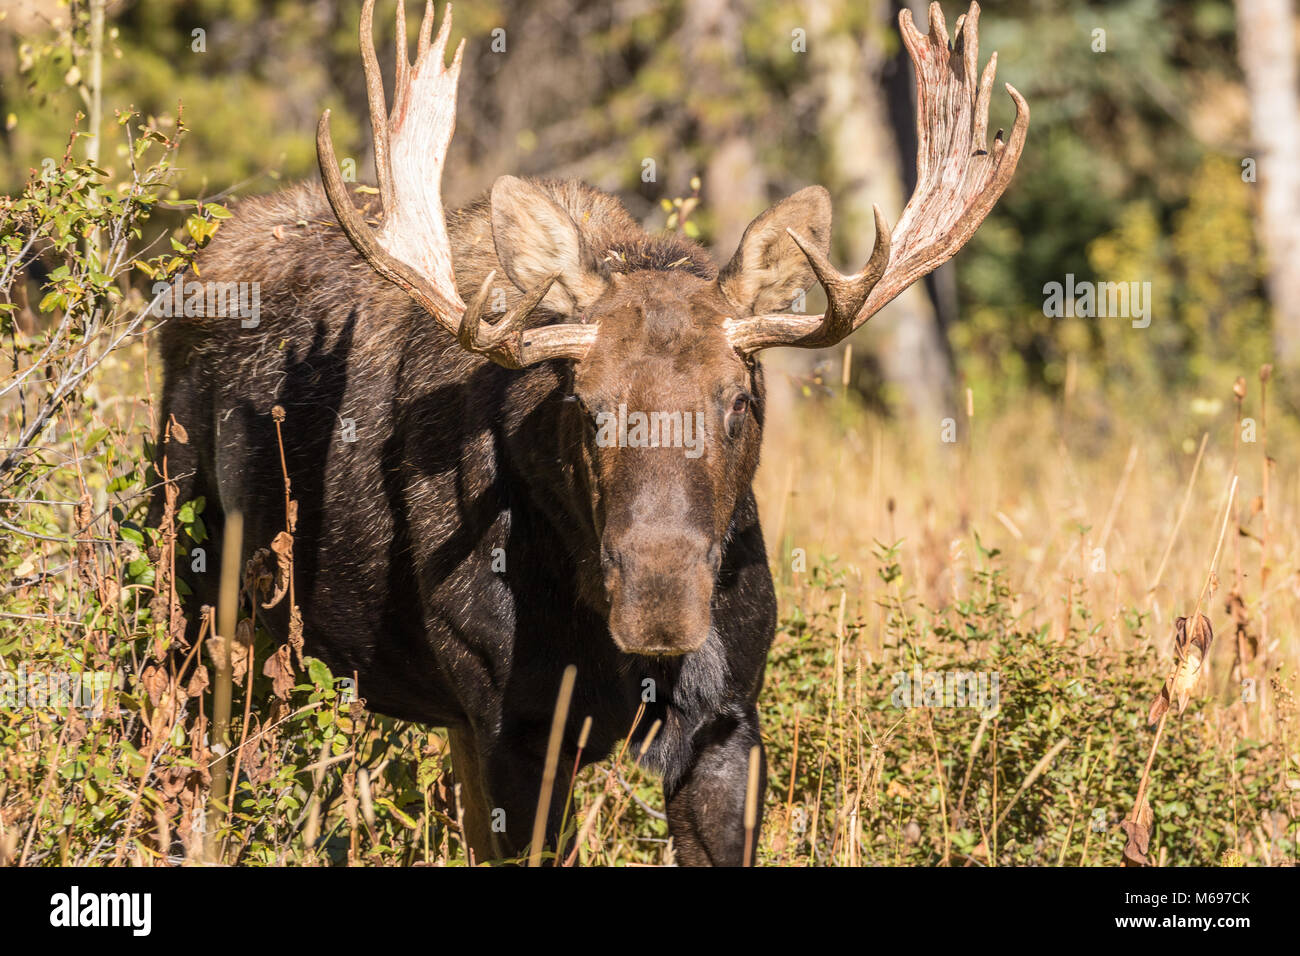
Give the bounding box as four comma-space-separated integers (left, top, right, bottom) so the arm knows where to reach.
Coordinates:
718, 186, 832, 315
489, 176, 608, 317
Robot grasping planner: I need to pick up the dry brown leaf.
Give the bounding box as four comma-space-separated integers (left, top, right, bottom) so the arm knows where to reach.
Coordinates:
140, 663, 170, 707
1120, 797, 1154, 867
1171, 614, 1213, 715
244, 737, 279, 785
186, 663, 210, 697
244, 548, 275, 606
263, 644, 295, 700
64, 711, 88, 746
1148, 614, 1214, 724
1147, 686, 1170, 726
233, 617, 254, 684
168, 414, 189, 445
288, 604, 305, 666
261, 532, 293, 609
885, 778, 910, 801
207, 632, 249, 685
148, 698, 174, 740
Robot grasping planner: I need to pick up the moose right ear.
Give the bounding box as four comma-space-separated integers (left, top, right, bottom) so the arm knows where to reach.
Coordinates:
490, 176, 607, 317
718, 186, 832, 316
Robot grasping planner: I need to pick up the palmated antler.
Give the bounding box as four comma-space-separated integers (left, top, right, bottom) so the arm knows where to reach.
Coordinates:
316, 0, 596, 368
725, 1, 1029, 354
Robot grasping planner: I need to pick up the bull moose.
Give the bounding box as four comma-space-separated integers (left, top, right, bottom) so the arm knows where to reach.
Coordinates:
152, 0, 1026, 865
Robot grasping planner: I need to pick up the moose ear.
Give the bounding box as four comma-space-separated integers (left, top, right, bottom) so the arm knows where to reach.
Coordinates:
489, 176, 607, 317
718, 186, 832, 315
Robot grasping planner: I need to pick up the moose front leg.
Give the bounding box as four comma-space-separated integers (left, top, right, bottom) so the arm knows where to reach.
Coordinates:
447, 725, 575, 865
664, 709, 766, 866
447, 728, 502, 865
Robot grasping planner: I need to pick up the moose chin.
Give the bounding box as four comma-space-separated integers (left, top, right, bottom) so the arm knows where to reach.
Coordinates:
151, 0, 1026, 865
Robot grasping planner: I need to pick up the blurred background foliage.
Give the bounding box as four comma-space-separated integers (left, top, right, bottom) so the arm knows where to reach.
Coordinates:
1, 0, 1286, 417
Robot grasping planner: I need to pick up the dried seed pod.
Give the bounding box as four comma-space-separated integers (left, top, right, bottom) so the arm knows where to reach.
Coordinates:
1148, 613, 1214, 724
1120, 796, 1154, 867
1171, 614, 1213, 716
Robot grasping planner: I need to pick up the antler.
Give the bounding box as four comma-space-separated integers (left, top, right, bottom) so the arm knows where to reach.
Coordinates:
725, 1, 1029, 354
316, 0, 596, 368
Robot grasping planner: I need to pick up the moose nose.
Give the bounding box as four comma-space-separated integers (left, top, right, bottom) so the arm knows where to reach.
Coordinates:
601, 530, 717, 656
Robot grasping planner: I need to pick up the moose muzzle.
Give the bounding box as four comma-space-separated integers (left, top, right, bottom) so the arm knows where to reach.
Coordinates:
601, 529, 720, 657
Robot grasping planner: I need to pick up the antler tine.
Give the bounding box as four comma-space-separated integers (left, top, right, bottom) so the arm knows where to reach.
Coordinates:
460, 272, 497, 351
359, 0, 394, 215
722, 207, 890, 353
318, 2, 591, 368
926, 0, 948, 46
464, 272, 554, 348
418, 0, 436, 58
394, 0, 409, 96
457, 270, 593, 368
725, 1, 1028, 357
470, 273, 598, 366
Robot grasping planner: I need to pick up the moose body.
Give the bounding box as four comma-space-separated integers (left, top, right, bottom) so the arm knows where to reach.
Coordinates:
152, 0, 1025, 865
157, 179, 779, 865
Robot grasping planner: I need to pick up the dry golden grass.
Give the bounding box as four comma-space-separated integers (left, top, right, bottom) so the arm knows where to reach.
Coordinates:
740, 364, 1298, 866
759, 370, 1299, 683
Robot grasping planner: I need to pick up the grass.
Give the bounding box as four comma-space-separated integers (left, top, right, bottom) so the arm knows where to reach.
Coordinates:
750, 362, 1296, 866
0, 335, 1296, 866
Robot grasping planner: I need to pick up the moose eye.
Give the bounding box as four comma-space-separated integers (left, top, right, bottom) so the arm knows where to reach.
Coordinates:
568, 393, 590, 415
725, 393, 750, 439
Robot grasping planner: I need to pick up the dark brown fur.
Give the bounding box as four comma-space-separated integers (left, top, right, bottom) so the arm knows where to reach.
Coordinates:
153, 176, 830, 865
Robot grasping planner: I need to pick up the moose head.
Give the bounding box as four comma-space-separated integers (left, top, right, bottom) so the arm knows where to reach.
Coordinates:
315, 0, 1027, 655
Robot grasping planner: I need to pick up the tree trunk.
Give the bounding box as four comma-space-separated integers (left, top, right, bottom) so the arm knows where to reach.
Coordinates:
1236, 0, 1300, 369
791, 0, 954, 421
682, 0, 765, 256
